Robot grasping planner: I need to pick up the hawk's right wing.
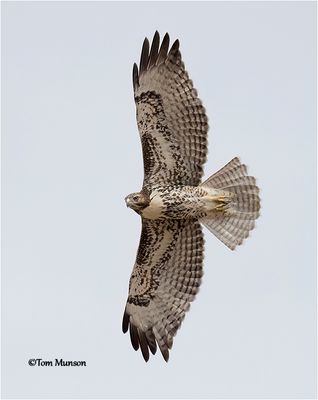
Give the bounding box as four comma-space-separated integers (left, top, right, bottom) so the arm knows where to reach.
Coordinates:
122, 218, 204, 362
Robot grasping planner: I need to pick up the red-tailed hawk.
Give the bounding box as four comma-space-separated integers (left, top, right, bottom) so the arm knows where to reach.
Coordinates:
122, 32, 260, 362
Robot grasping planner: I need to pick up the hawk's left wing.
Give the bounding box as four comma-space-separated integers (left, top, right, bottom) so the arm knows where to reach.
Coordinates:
122, 218, 204, 362
133, 32, 209, 187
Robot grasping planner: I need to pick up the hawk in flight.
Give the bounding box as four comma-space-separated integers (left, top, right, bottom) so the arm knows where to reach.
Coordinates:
122, 32, 260, 362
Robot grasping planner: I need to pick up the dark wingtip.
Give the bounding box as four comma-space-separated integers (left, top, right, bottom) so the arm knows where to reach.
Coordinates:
132, 63, 139, 91
148, 31, 160, 68
138, 329, 150, 362
170, 39, 180, 54
149, 341, 157, 355
163, 32, 170, 43
122, 310, 129, 333
153, 30, 160, 43
163, 350, 169, 362
139, 37, 150, 74
135, 32, 179, 82
130, 324, 140, 351
157, 32, 170, 64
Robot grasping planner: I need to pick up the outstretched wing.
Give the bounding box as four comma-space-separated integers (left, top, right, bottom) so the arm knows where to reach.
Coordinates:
133, 32, 209, 187
122, 218, 204, 362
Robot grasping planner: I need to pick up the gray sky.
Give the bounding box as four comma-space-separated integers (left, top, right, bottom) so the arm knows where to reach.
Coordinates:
2, 1, 316, 398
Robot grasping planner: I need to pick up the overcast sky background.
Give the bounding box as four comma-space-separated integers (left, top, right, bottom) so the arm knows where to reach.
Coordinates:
2, 1, 316, 399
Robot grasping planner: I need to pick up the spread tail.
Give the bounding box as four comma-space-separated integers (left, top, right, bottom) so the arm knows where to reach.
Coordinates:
200, 157, 260, 250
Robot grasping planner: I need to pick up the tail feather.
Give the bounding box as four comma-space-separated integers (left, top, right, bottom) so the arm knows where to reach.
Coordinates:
200, 157, 260, 250
224, 183, 259, 196
203, 157, 241, 183
202, 158, 248, 189
203, 164, 249, 189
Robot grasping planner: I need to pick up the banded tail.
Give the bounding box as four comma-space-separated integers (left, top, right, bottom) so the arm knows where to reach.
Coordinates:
200, 157, 260, 250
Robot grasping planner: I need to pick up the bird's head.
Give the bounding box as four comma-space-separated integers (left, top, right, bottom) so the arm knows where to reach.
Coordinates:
125, 191, 150, 213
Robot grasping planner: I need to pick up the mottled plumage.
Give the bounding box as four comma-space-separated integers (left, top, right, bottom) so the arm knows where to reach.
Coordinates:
122, 32, 260, 362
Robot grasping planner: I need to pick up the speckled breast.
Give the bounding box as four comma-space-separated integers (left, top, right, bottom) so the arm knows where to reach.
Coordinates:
141, 186, 208, 220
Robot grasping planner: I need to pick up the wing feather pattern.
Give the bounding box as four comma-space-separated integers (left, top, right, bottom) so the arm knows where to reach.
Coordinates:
133, 32, 209, 187
122, 219, 204, 362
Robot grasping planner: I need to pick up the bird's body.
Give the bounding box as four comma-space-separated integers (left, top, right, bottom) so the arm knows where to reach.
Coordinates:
132, 185, 229, 220
122, 32, 260, 362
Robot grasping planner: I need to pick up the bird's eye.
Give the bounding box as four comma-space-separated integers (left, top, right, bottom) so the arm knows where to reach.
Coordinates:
133, 195, 139, 201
